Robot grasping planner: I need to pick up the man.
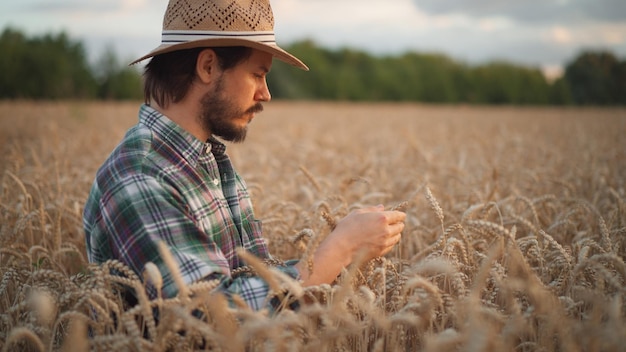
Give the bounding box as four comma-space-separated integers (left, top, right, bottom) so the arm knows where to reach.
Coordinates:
83, 0, 406, 311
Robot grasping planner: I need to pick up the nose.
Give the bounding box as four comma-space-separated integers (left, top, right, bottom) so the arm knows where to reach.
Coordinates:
255, 78, 271, 102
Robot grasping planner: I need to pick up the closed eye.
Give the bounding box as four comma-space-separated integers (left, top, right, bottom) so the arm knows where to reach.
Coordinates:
257, 65, 270, 78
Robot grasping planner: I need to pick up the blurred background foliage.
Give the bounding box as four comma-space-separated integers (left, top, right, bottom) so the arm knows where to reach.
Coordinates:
1, 27, 624, 105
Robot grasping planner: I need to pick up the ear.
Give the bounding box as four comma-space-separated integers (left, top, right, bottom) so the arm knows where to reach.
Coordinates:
196, 48, 218, 84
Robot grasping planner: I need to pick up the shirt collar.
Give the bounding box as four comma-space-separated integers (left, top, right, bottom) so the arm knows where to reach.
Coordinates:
139, 104, 209, 167
207, 135, 227, 157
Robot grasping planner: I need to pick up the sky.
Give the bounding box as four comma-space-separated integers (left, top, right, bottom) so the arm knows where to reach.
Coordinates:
2, 0, 626, 79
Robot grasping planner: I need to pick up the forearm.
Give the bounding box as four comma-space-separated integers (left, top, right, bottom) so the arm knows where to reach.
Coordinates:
296, 240, 353, 286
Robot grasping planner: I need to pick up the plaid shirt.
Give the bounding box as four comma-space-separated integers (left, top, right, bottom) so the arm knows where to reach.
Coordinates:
84, 104, 299, 310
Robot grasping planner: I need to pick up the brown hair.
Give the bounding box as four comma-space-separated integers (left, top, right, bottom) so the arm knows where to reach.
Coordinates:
143, 46, 253, 108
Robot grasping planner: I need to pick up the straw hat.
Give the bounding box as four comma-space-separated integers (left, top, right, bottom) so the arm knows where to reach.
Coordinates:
130, 0, 308, 70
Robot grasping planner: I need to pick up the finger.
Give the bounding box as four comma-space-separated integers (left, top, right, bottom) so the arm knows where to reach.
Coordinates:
384, 210, 406, 224
381, 237, 400, 255
381, 246, 393, 256
390, 221, 405, 235
383, 231, 402, 248
359, 204, 385, 212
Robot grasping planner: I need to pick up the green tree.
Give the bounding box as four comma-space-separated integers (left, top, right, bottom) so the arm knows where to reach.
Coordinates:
0, 28, 96, 99
269, 41, 557, 105
549, 77, 573, 105
0, 27, 144, 100
94, 46, 143, 100
564, 51, 624, 105
268, 40, 338, 100
468, 62, 551, 105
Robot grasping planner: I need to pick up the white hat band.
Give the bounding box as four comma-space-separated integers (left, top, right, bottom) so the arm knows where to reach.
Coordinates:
162, 30, 277, 45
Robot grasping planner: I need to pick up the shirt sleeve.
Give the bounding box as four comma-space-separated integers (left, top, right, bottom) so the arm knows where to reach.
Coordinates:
211, 259, 302, 311
95, 173, 296, 310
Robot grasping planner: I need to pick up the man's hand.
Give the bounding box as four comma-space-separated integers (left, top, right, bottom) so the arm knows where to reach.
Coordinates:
330, 205, 406, 261
296, 205, 406, 286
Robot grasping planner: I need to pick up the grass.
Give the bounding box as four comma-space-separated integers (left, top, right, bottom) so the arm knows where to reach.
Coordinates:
1, 101, 625, 351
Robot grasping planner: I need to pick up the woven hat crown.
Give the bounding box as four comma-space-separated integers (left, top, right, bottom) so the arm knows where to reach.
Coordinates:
164, 0, 274, 32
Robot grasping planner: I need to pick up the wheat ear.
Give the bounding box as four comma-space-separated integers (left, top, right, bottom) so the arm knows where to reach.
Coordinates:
236, 248, 282, 294
299, 165, 322, 192
2, 327, 45, 352
425, 186, 445, 234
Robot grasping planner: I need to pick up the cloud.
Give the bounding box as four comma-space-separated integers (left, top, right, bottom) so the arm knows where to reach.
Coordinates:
17, 0, 123, 15
0, 0, 165, 62
6, 0, 164, 32
272, 0, 625, 73
413, 0, 626, 24
549, 26, 573, 44
8, 0, 155, 25
273, 0, 422, 30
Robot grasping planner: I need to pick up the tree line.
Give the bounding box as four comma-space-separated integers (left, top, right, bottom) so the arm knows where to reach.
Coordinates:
1, 27, 624, 105
0, 28, 142, 100
268, 40, 625, 105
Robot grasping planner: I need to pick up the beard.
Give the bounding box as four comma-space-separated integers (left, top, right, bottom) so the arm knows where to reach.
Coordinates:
199, 75, 264, 143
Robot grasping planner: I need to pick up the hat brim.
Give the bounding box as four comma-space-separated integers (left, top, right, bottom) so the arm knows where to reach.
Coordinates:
130, 38, 308, 71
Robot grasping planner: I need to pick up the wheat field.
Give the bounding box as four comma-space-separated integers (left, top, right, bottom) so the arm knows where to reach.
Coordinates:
0, 101, 624, 351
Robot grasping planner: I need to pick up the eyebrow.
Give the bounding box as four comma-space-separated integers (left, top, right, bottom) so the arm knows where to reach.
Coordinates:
259, 65, 270, 74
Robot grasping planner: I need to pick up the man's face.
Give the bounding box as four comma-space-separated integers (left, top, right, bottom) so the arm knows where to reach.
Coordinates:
199, 49, 273, 143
